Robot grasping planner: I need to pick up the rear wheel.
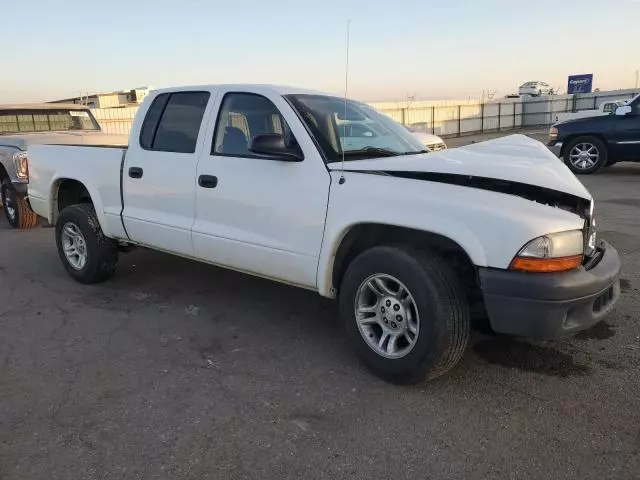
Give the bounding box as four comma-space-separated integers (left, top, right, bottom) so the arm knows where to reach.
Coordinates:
55, 204, 118, 284
339, 245, 470, 384
1, 180, 38, 229
563, 136, 608, 174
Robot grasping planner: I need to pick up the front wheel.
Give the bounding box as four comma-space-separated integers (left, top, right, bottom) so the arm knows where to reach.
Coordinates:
563, 136, 608, 174
339, 245, 470, 384
1, 180, 38, 229
55, 204, 118, 284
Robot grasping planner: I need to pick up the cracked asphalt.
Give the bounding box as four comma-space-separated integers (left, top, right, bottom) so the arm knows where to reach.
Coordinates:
1, 138, 640, 479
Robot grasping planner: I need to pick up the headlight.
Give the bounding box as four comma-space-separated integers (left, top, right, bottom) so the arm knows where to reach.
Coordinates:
510, 230, 584, 272
586, 217, 597, 255
12, 151, 29, 180
549, 126, 558, 141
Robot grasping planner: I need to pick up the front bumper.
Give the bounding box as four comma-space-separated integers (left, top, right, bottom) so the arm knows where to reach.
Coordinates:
548, 141, 563, 157
478, 241, 621, 338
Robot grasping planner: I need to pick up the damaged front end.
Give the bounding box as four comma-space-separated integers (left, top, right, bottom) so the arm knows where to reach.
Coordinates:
353, 169, 598, 268
389, 171, 599, 269
379, 171, 591, 220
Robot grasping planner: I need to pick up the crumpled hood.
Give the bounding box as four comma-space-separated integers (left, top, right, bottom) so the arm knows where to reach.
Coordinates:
327, 134, 591, 200
0, 131, 128, 150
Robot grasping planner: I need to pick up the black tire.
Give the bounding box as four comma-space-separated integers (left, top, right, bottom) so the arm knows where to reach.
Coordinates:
55, 204, 118, 284
563, 136, 608, 174
1, 180, 38, 229
339, 245, 470, 384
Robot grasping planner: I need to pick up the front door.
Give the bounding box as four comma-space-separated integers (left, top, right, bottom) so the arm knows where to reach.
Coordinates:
192, 90, 330, 288
612, 99, 640, 160
122, 90, 212, 256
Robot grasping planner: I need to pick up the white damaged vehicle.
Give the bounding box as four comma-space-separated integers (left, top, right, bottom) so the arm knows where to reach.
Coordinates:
26, 85, 620, 383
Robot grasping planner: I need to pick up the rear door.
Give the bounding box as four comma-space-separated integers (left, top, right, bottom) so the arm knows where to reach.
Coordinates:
122, 90, 213, 256
612, 99, 640, 160
191, 89, 330, 288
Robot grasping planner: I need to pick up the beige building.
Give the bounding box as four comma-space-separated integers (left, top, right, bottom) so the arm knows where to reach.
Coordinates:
51, 87, 152, 109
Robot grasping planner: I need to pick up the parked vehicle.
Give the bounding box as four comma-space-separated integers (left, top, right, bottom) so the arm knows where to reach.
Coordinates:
406, 127, 447, 151
555, 100, 627, 124
548, 94, 640, 174
339, 121, 447, 153
519, 81, 553, 97
0, 103, 127, 228
27, 84, 620, 383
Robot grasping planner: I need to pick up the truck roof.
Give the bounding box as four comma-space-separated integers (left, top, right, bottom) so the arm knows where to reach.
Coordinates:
153, 84, 328, 97
0, 103, 91, 111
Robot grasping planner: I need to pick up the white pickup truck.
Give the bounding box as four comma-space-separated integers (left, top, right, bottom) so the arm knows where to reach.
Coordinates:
27, 84, 621, 383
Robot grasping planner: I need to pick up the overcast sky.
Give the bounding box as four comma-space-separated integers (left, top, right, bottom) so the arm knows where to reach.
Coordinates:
2, 0, 638, 103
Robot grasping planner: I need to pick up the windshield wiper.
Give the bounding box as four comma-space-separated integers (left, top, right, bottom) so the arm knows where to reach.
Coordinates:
341, 147, 401, 158
401, 149, 431, 155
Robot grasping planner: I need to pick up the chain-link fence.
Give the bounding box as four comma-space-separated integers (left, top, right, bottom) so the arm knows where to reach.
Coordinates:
90, 89, 639, 138
372, 89, 639, 138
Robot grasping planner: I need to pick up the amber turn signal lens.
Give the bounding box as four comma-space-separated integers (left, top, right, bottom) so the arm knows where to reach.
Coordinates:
510, 255, 583, 273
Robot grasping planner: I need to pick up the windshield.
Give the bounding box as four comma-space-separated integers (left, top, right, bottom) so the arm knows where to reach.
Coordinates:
285, 94, 426, 162
0, 109, 99, 134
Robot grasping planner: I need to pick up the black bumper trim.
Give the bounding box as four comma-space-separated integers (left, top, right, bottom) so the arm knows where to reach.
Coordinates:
11, 182, 28, 197
478, 241, 621, 338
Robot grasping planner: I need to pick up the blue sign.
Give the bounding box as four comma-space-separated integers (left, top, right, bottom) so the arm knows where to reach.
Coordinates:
567, 74, 593, 94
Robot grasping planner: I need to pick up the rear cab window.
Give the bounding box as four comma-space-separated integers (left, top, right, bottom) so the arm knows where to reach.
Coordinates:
139, 91, 210, 153
0, 109, 99, 134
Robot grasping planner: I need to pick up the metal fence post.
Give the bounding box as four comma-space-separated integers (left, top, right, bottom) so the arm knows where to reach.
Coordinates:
457, 105, 462, 137
480, 102, 485, 133
401, 107, 406, 125
431, 106, 435, 134
593, 96, 597, 109
513, 102, 517, 127
498, 103, 501, 130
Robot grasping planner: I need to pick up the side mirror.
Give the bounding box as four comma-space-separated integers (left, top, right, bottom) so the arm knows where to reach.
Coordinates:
615, 105, 632, 116
249, 134, 303, 162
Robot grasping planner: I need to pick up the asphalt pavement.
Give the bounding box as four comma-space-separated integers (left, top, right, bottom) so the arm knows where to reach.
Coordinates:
1, 137, 639, 479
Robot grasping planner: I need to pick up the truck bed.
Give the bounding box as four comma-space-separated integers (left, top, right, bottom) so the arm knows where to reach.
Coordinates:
27, 144, 128, 239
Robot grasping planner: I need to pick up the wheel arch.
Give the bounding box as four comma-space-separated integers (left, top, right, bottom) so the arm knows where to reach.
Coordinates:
50, 177, 106, 228
320, 222, 485, 299
0, 163, 9, 183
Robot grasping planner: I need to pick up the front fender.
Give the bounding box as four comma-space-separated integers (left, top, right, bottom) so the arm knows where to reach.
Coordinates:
317, 172, 584, 297
317, 214, 487, 299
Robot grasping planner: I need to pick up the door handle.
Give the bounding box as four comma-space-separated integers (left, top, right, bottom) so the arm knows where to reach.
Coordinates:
198, 175, 218, 188
128, 167, 143, 179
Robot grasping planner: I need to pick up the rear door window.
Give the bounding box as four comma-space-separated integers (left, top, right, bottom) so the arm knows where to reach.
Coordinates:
140, 91, 210, 153
139, 93, 169, 149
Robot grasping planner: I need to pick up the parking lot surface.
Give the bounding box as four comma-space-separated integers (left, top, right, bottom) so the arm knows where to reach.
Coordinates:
1, 136, 639, 479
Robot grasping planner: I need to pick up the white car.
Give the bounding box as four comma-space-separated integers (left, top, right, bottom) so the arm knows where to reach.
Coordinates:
410, 131, 447, 152
519, 81, 553, 97
26, 84, 620, 384
337, 121, 446, 153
